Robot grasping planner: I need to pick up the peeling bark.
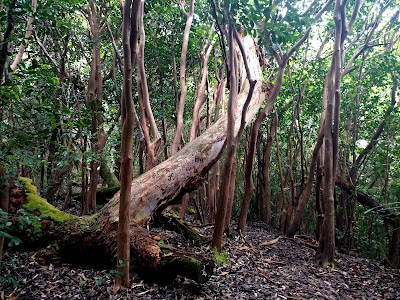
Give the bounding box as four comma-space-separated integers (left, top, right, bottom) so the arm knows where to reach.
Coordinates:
5, 35, 265, 283
104, 35, 266, 227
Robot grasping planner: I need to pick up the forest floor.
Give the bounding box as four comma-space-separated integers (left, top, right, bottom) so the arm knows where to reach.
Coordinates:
1, 219, 399, 300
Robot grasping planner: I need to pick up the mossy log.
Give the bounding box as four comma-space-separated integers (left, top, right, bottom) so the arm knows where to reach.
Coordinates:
100, 160, 120, 188
157, 210, 202, 241
5, 36, 265, 284
8, 178, 214, 283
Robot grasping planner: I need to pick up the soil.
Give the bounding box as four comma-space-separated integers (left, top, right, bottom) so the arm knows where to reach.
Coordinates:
1, 221, 399, 300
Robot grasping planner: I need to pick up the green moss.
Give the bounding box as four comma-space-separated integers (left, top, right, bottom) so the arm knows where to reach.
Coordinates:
166, 210, 201, 240
211, 248, 230, 265
187, 208, 196, 215
78, 214, 98, 232
168, 209, 178, 218
19, 177, 76, 223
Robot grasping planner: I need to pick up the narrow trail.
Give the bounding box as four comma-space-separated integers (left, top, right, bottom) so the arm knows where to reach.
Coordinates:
1, 221, 399, 299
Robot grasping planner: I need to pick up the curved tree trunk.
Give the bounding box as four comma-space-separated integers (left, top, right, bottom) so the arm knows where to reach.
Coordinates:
104, 35, 265, 226
10, 0, 37, 71
86, 0, 106, 214
171, 0, 195, 154
9, 178, 213, 283
260, 118, 277, 223
180, 34, 214, 218
137, 0, 161, 171
6, 36, 265, 282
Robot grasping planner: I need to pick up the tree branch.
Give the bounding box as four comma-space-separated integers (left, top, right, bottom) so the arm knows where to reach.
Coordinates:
32, 30, 58, 69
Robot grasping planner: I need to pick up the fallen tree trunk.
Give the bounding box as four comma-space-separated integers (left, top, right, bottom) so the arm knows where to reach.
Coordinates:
5, 36, 266, 283
335, 176, 400, 224
11, 178, 213, 283
102, 37, 267, 227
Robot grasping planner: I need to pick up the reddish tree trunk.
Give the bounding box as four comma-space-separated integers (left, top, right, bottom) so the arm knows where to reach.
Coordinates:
137, 1, 161, 171
171, 0, 195, 154
86, 0, 106, 214
388, 220, 400, 268
212, 26, 238, 251
260, 118, 277, 223
115, 0, 140, 288
0, 165, 9, 260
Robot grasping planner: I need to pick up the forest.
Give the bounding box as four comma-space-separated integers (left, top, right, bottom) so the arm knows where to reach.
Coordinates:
0, 0, 399, 298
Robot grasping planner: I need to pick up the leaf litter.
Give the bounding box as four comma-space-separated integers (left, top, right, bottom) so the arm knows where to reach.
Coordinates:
1, 221, 399, 299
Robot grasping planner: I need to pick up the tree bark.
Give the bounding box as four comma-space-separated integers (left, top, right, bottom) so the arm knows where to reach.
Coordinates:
115, 0, 139, 288
10, 0, 37, 71
137, 0, 161, 171
387, 220, 399, 268
180, 35, 214, 218
0, 165, 9, 260
5, 35, 265, 283
86, 0, 106, 214
171, 0, 195, 154
260, 118, 277, 223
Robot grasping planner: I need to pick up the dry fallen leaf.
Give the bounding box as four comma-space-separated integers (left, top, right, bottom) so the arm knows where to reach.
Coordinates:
260, 236, 281, 246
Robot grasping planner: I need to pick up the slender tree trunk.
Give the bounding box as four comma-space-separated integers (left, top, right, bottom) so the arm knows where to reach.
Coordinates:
10, 0, 37, 71
336, 157, 347, 248
0, 0, 16, 85
315, 162, 323, 240
260, 118, 277, 223
224, 152, 237, 231
46, 130, 57, 195
212, 26, 238, 251
171, 0, 195, 154
383, 140, 390, 204
237, 62, 285, 233
0, 165, 9, 260
81, 136, 89, 215
286, 129, 324, 237
285, 95, 298, 231
180, 36, 214, 218
171, 34, 179, 112
208, 78, 225, 222
137, 0, 161, 171
256, 133, 264, 220
315, 0, 363, 266
189, 38, 214, 143
153, 28, 169, 161
115, 0, 139, 288
387, 220, 400, 268
86, 0, 106, 214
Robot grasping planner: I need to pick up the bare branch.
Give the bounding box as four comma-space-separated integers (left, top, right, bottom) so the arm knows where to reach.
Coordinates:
106, 20, 123, 74
33, 30, 58, 69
